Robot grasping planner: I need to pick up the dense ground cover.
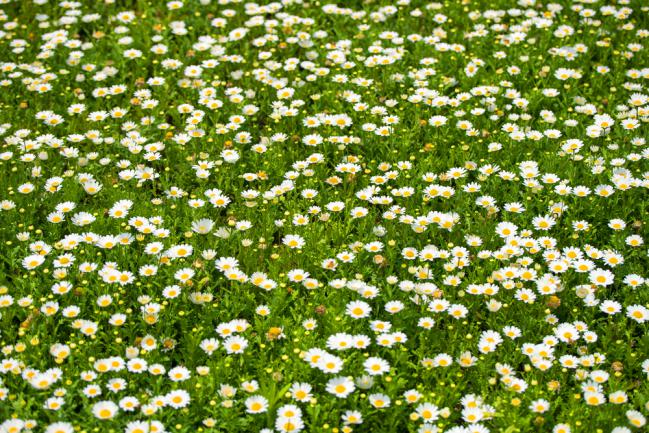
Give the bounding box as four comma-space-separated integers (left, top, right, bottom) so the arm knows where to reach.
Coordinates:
0, 0, 648, 432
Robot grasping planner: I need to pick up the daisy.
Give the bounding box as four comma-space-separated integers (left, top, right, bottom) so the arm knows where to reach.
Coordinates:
223, 336, 248, 354
289, 383, 313, 403
415, 402, 440, 422
92, 401, 119, 420
166, 389, 191, 409
363, 357, 390, 376
326, 377, 355, 398
245, 395, 269, 414
369, 393, 391, 409
345, 300, 371, 319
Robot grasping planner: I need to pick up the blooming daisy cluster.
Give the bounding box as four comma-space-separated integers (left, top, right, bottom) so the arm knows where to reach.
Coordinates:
0, 0, 648, 432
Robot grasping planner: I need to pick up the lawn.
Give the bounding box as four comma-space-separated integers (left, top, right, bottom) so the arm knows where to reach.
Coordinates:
0, 0, 648, 432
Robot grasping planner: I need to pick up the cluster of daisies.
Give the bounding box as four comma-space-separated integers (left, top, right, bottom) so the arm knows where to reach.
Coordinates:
0, 0, 648, 432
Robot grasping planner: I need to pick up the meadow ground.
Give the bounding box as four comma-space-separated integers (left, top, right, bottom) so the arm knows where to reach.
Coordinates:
0, 0, 648, 432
